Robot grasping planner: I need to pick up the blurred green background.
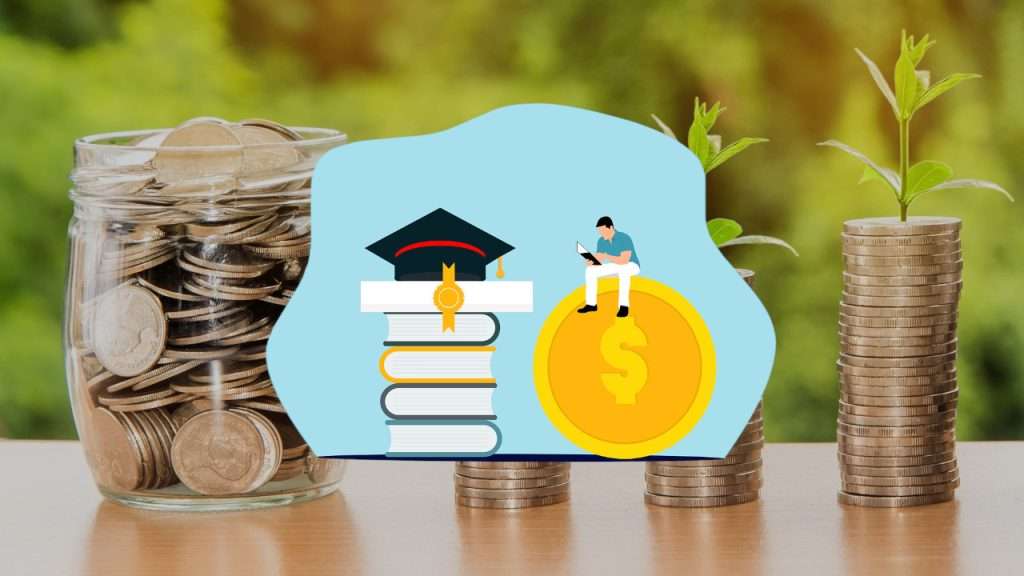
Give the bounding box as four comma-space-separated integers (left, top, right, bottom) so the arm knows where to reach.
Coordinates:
0, 0, 1020, 440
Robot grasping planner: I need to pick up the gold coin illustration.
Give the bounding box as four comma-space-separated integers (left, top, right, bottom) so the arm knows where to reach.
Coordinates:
533, 277, 715, 459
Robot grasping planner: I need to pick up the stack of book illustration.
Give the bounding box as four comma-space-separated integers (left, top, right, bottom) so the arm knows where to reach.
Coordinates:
377, 311, 502, 456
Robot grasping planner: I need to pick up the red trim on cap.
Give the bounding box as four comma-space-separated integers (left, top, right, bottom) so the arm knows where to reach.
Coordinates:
394, 240, 486, 258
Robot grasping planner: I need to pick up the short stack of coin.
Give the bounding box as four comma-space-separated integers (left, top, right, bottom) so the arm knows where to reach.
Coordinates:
837, 216, 962, 507
454, 461, 570, 509
644, 268, 764, 508
69, 117, 345, 499
644, 401, 763, 507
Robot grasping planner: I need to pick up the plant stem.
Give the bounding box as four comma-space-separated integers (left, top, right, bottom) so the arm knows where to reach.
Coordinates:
898, 116, 910, 221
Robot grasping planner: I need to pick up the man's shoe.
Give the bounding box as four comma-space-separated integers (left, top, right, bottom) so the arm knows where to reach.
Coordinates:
616, 306, 629, 318
577, 305, 598, 314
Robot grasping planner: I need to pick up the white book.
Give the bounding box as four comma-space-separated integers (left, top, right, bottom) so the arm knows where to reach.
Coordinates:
386, 421, 501, 456
360, 281, 533, 313
379, 347, 495, 383
381, 385, 496, 419
383, 313, 499, 345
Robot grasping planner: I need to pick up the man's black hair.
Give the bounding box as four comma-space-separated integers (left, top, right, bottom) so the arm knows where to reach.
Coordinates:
596, 216, 614, 228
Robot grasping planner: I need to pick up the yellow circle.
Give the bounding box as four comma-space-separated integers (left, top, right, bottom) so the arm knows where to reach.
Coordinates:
533, 277, 716, 459
433, 285, 464, 311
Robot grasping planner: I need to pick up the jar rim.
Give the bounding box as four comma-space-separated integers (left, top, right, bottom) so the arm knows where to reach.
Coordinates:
74, 126, 347, 152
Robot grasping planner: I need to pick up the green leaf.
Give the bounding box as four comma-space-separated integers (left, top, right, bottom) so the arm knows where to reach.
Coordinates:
914, 73, 981, 112
687, 117, 711, 171
706, 137, 769, 173
913, 178, 1014, 205
854, 48, 899, 117
707, 218, 743, 246
904, 160, 952, 201
894, 48, 918, 119
859, 165, 885, 185
650, 113, 677, 140
907, 33, 935, 66
718, 235, 800, 256
701, 101, 723, 132
817, 140, 900, 193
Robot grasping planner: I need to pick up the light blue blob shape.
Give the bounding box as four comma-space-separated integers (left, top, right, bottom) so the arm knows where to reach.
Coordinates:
268, 103, 775, 459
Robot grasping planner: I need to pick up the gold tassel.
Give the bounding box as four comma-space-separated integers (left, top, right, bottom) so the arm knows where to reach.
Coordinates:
496, 255, 505, 279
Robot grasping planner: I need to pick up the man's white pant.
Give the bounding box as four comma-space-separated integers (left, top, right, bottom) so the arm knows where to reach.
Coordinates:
585, 262, 640, 307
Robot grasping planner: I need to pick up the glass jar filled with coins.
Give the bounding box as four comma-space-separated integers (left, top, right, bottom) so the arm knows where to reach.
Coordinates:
66, 118, 347, 510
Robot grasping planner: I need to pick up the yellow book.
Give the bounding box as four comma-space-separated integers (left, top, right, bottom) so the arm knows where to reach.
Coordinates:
379, 346, 497, 384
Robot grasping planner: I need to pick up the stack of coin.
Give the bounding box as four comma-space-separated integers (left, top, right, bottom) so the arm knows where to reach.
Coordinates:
644, 401, 763, 507
837, 217, 961, 507
454, 461, 570, 509
68, 117, 345, 500
644, 268, 764, 508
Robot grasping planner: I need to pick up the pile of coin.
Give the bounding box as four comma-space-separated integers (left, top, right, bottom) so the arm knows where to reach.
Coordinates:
837, 216, 961, 507
69, 117, 345, 499
643, 268, 764, 508
645, 401, 763, 507
454, 461, 570, 509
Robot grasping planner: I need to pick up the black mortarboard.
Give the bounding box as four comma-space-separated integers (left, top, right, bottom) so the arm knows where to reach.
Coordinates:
366, 209, 514, 281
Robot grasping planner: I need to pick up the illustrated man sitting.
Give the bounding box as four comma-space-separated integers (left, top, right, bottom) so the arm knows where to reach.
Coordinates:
578, 216, 640, 318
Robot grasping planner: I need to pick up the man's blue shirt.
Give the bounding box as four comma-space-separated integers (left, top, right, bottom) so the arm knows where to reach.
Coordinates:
597, 231, 639, 265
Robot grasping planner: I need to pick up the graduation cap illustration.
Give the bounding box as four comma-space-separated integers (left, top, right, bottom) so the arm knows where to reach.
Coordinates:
366, 208, 514, 281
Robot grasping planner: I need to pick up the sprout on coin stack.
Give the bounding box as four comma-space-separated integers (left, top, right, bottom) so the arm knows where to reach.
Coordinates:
648, 100, 795, 507
66, 117, 346, 509
820, 32, 1012, 507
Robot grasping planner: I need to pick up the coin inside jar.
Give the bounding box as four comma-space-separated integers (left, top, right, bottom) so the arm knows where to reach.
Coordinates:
170, 409, 278, 495
91, 285, 167, 377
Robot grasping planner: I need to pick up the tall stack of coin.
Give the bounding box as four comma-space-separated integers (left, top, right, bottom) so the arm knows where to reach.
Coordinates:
454, 462, 570, 508
644, 268, 764, 508
837, 217, 961, 507
67, 118, 346, 507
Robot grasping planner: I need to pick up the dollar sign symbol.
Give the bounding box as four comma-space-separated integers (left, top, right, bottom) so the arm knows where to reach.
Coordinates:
600, 317, 649, 405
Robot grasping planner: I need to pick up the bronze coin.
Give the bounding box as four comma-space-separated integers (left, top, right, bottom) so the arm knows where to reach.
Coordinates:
842, 217, 961, 237
840, 230, 959, 245
645, 469, 761, 488
836, 421, 954, 438
644, 491, 758, 508
841, 470, 959, 487
842, 477, 959, 497
839, 302, 959, 318
455, 473, 570, 490
839, 312, 957, 328
87, 408, 145, 492
645, 460, 762, 478
454, 482, 569, 500
842, 271, 962, 287
838, 351, 957, 369
840, 389, 958, 407
840, 459, 958, 478
837, 490, 955, 507
457, 493, 569, 509
170, 409, 270, 495
646, 478, 761, 498
453, 464, 571, 480
837, 449, 956, 467
458, 461, 567, 470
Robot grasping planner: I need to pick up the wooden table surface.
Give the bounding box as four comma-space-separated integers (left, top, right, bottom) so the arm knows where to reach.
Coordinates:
1, 441, 1021, 575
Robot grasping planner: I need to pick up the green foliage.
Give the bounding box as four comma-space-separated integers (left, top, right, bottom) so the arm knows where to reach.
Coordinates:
655, 105, 793, 256
707, 218, 743, 245
821, 30, 1011, 220
664, 97, 768, 174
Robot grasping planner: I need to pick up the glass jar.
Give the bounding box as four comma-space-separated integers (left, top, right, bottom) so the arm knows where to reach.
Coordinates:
65, 118, 347, 511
